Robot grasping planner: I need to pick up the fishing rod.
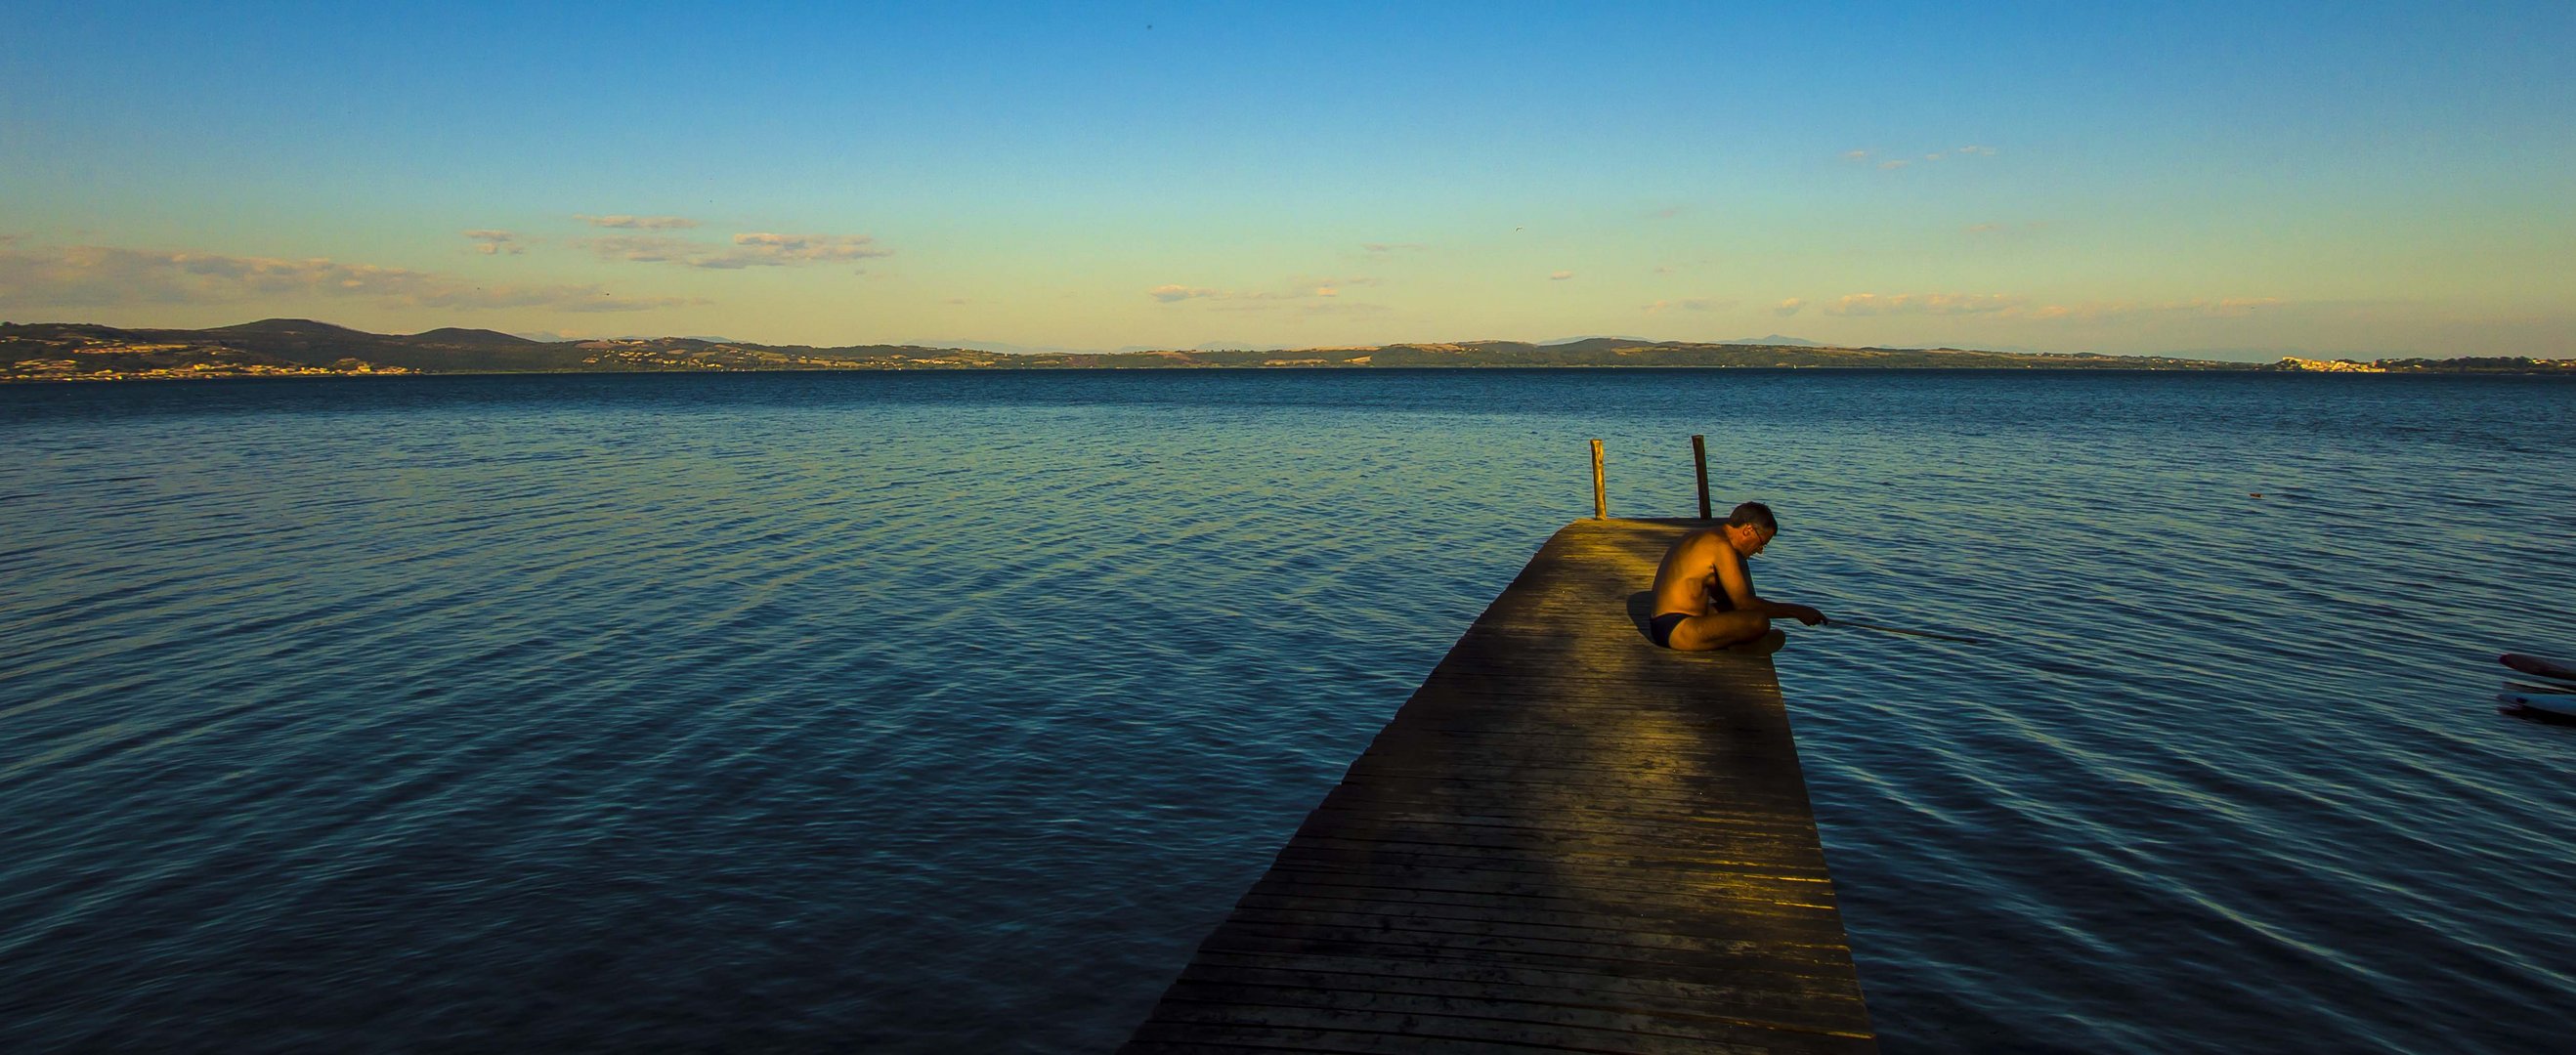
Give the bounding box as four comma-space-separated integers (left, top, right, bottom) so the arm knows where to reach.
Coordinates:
1824, 618, 1984, 646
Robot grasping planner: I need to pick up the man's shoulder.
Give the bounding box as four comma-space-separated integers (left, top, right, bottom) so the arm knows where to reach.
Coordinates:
1669, 527, 1729, 558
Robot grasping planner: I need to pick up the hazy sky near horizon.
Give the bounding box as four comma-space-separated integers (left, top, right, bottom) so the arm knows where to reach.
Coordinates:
4, 2, 2570, 358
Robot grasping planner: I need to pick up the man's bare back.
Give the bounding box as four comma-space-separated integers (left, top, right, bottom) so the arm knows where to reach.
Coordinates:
1647, 503, 1825, 651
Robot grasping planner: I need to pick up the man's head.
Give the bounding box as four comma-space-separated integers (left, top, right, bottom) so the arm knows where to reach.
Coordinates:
1726, 501, 1778, 556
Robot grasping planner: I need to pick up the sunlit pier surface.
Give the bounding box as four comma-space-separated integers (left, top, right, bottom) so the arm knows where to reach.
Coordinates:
1125, 518, 1874, 1053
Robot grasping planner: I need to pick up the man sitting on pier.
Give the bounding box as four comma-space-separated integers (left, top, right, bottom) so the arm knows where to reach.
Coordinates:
1648, 501, 1827, 650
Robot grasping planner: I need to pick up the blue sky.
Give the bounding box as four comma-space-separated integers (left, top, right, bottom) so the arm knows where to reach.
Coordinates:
4, 1, 2569, 357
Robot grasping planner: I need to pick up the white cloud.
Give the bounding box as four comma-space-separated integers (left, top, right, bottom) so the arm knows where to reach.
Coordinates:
709, 232, 887, 268
1642, 297, 1728, 314
1775, 297, 1804, 316
2023, 297, 2286, 321
463, 230, 524, 256
1964, 220, 2052, 238
1818, 291, 2287, 321
0, 243, 688, 312
583, 235, 693, 264
1211, 300, 1392, 317
1548, 271, 1574, 280
1361, 242, 1427, 254
1857, 146, 1994, 172
1148, 277, 1377, 304
1827, 292, 2022, 316
1647, 205, 1685, 220
580, 231, 890, 270
575, 214, 700, 230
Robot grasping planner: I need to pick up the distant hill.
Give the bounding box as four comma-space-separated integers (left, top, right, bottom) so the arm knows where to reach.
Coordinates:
1538, 335, 1656, 346
208, 317, 371, 338
9, 318, 2566, 382
1719, 334, 1823, 347
411, 327, 539, 346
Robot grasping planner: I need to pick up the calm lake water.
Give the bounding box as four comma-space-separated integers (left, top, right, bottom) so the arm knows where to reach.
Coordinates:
4, 368, 2573, 1053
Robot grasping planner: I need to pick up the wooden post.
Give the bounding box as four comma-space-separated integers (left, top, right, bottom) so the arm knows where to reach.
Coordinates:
1590, 440, 1607, 520
1692, 434, 1711, 521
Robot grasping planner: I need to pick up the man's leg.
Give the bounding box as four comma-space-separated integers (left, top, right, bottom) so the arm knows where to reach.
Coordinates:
1666, 611, 1772, 651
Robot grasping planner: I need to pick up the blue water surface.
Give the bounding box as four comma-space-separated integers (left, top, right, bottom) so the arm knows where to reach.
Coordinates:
4, 369, 2572, 1053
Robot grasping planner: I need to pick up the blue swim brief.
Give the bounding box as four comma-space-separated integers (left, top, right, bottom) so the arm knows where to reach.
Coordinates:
1649, 612, 1690, 649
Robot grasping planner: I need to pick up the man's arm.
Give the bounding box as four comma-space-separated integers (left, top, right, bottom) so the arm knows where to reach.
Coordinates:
1708, 545, 1827, 626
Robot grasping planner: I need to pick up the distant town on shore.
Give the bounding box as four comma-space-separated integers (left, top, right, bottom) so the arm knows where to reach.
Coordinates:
4, 318, 2569, 383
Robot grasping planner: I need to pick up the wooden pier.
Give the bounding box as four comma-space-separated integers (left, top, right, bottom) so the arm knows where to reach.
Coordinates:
1124, 517, 1874, 1054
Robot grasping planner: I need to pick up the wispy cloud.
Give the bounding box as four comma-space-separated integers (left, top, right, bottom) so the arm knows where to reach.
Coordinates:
1827, 292, 2020, 316
2022, 297, 2285, 321
1361, 242, 1427, 254
1210, 300, 1392, 317
1642, 297, 1730, 314
1775, 297, 1805, 316
1964, 220, 2049, 237
575, 214, 699, 230
1148, 276, 1377, 304
1548, 271, 1574, 281
0, 243, 689, 312
580, 231, 890, 270
583, 235, 695, 264
709, 232, 887, 268
1819, 290, 2285, 320
1647, 205, 1686, 220
463, 230, 523, 256
1850, 145, 1996, 171
1148, 284, 1218, 303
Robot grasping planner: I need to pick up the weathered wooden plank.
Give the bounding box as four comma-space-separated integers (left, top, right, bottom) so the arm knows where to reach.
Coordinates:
1148, 984, 1873, 1053
1136, 1007, 1851, 1055
1228, 891, 1852, 946
1122, 519, 1872, 1053
1293, 805, 1830, 858
1267, 823, 1832, 875
1181, 943, 1873, 1013
1210, 907, 1858, 968
1175, 957, 1868, 1036
1247, 862, 1842, 915
1195, 919, 1858, 984
1253, 853, 1839, 910
1240, 870, 1845, 923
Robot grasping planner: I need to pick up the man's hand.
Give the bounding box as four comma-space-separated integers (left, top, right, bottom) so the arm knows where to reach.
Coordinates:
1785, 605, 1827, 626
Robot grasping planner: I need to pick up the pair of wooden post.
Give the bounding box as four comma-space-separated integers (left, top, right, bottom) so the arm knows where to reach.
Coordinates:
1590, 436, 1712, 520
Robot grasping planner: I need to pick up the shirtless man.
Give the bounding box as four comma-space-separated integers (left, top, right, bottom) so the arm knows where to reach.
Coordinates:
1647, 501, 1827, 650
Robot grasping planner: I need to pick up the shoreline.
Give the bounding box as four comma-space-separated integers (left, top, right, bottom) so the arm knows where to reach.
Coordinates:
11, 318, 2572, 384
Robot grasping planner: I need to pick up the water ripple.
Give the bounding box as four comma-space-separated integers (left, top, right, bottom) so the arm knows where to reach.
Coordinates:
2, 370, 2572, 1052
